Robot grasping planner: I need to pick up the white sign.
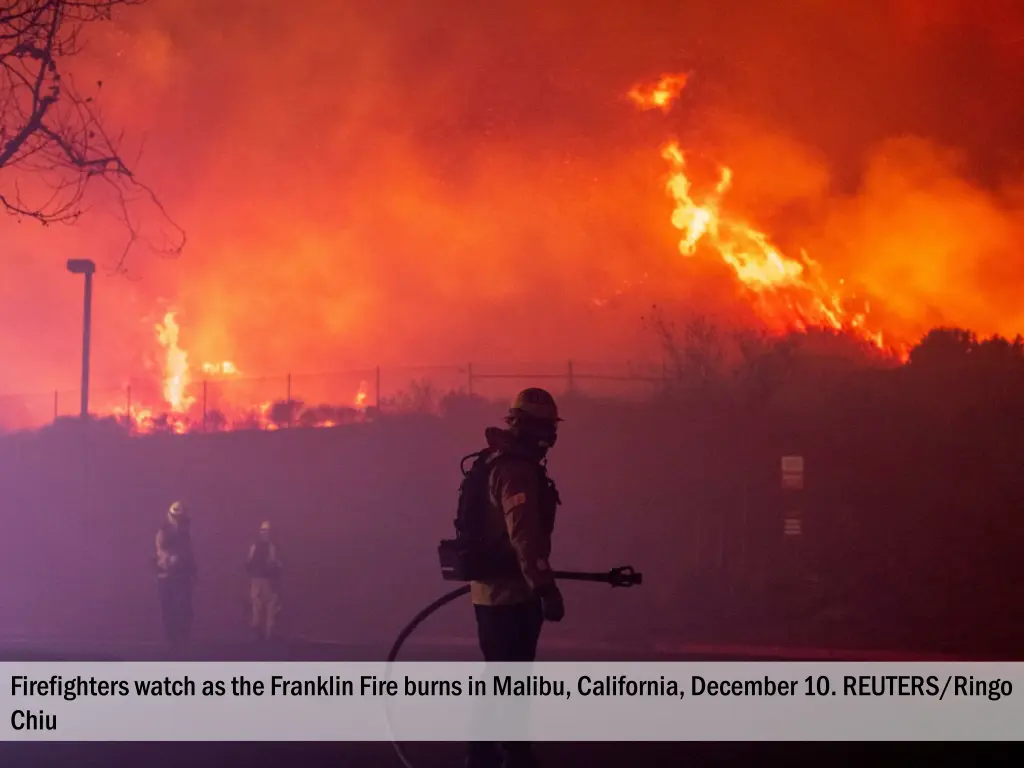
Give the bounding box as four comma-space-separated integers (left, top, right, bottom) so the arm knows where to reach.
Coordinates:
2, 661, 1021, 741
782, 474, 804, 490
781, 456, 804, 474
782, 455, 804, 489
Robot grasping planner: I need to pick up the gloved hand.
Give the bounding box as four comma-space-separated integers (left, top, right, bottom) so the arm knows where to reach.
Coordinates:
540, 585, 565, 622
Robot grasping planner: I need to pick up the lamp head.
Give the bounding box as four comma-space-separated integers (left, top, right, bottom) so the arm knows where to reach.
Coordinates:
66, 259, 96, 275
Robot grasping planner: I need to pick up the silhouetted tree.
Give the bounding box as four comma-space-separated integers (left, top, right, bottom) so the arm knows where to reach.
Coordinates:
268, 399, 302, 428
906, 328, 1024, 411
385, 378, 437, 414
907, 327, 977, 370
205, 409, 227, 432
972, 334, 1024, 371
1, 1, 184, 264
729, 327, 779, 408
648, 308, 727, 399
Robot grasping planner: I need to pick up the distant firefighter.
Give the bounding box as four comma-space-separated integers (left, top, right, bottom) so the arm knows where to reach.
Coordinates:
246, 520, 283, 642
155, 501, 197, 649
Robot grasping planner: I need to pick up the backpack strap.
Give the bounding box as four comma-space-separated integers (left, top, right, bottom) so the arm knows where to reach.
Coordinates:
453, 448, 519, 536
459, 449, 490, 476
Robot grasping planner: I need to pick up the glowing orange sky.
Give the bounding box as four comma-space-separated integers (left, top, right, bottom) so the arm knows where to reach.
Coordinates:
2, 0, 1024, 408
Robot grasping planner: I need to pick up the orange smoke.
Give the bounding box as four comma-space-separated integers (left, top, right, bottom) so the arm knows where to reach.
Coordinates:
2, 0, 1024, 433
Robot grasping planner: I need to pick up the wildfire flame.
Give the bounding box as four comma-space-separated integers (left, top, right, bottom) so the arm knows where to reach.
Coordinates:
627, 73, 689, 113
22, 67, 938, 437
631, 74, 896, 354
201, 361, 239, 376
155, 311, 195, 413
97, 310, 374, 435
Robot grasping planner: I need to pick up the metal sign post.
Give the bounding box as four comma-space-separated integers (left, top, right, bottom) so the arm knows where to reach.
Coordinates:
779, 454, 807, 596
781, 455, 804, 538
779, 454, 805, 594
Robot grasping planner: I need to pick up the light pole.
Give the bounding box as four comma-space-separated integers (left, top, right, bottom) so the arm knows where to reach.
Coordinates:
66, 259, 96, 419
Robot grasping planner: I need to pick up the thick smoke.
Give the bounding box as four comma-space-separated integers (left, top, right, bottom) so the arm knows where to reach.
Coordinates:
1, 0, 1023, 408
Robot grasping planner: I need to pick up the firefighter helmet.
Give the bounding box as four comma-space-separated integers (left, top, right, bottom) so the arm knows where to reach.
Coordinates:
509, 388, 562, 422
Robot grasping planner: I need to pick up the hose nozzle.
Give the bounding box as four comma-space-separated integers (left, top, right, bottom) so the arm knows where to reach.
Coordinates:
608, 565, 642, 587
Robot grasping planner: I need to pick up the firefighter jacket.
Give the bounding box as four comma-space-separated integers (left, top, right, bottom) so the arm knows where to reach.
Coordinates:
155, 520, 197, 581
470, 427, 559, 607
246, 540, 282, 581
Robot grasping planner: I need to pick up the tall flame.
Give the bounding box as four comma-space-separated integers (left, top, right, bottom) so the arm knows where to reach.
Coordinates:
155, 311, 195, 413
632, 75, 894, 353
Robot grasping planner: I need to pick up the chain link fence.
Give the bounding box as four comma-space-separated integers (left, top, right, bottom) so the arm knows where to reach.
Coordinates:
0, 360, 670, 434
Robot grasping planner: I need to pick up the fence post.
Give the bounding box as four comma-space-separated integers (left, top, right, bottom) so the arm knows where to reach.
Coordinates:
375, 366, 381, 408
567, 360, 575, 392
286, 373, 292, 428
468, 363, 473, 395
202, 380, 208, 433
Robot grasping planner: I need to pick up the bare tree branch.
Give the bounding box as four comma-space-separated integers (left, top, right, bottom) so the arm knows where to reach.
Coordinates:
1, 0, 185, 267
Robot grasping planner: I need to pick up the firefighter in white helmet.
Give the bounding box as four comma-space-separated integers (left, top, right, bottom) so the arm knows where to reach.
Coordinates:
246, 520, 282, 642
466, 387, 565, 768
155, 501, 197, 649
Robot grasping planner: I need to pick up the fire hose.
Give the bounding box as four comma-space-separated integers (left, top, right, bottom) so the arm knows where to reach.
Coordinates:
384, 566, 643, 768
